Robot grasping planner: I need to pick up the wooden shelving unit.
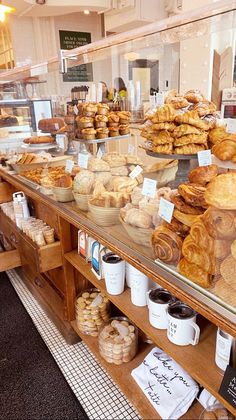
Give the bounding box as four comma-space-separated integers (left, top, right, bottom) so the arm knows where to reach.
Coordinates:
65, 250, 236, 417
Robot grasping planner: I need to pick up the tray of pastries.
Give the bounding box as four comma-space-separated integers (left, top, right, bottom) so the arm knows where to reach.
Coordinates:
7, 153, 69, 173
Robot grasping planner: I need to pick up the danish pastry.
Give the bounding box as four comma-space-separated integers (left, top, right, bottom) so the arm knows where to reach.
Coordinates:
174, 133, 208, 146
188, 164, 218, 186
205, 173, 236, 210
151, 226, 183, 265
178, 258, 212, 288
182, 235, 216, 274
178, 183, 207, 208
202, 207, 236, 239
175, 110, 209, 130
184, 89, 205, 103
171, 194, 204, 215
173, 209, 200, 227
174, 144, 206, 155
173, 124, 202, 138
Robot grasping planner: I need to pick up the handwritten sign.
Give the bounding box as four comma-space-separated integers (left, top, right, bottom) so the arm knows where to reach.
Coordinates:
142, 178, 157, 198
56, 134, 65, 149
219, 366, 236, 408
78, 153, 89, 169
158, 197, 174, 223
129, 165, 143, 180
197, 150, 212, 167
226, 118, 236, 134
128, 144, 135, 155
65, 160, 74, 174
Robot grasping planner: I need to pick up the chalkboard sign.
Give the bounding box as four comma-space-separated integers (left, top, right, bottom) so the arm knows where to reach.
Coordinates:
219, 365, 236, 408
59, 30, 93, 82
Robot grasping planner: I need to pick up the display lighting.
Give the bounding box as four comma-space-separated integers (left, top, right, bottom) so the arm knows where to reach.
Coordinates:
0, 2, 15, 23
84, 10, 90, 15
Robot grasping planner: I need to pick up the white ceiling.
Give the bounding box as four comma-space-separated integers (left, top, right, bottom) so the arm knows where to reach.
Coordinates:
3, 0, 111, 17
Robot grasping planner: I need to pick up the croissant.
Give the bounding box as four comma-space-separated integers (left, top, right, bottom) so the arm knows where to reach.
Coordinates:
190, 218, 232, 259
178, 183, 207, 208
171, 194, 204, 215
178, 258, 212, 288
189, 101, 217, 117
205, 173, 236, 210
152, 130, 174, 145
174, 144, 206, 155
165, 96, 190, 109
152, 122, 176, 132
162, 218, 190, 238
173, 124, 202, 138
151, 104, 177, 123
152, 143, 173, 154
151, 226, 183, 265
212, 138, 236, 161
175, 110, 209, 130
174, 133, 208, 146
182, 235, 216, 274
173, 209, 200, 227
124, 208, 153, 228
208, 126, 234, 145
202, 206, 236, 239
188, 164, 218, 186
184, 89, 205, 104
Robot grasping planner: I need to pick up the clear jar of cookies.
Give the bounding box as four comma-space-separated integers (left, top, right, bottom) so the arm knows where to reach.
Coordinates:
98, 317, 138, 365
75, 289, 110, 337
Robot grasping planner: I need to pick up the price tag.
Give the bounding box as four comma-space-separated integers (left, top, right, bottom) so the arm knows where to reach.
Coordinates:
142, 178, 157, 198
30, 62, 48, 77
78, 153, 89, 169
198, 150, 212, 166
158, 197, 174, 223
129, 165, 143, 180
226, 118, 236, 134
128, 144, 135, 155
56, 134, 65, 149
65, 160, 74, 174
73, 105, 79, 115
97, 147, 103, 159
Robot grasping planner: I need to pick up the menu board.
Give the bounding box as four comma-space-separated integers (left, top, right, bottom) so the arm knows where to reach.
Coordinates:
59, 30, 93, 82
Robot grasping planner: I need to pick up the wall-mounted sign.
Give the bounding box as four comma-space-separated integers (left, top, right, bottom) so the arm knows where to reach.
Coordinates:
59, 30, 93, 82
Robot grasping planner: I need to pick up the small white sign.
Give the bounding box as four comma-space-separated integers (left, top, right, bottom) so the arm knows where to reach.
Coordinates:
65, 160, 74, 174
156, 93, 165, 107
30, 62, 48, 77
97, 147, 103, 159
73, 105, 79, 115
226, 118, 236, 134
129, 165, 143, 179
142, 178, 157, 198
128, 144, 135, 155
197, 150, 212, 167
158, 197, 174, 223
56, 134, 65, 149
78, 153, 89, 169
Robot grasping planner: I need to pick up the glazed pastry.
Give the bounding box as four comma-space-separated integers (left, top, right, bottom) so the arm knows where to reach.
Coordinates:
152, 130, 174, 145
96, 127, 109, 139
214, 278, 236, 306
212, 139, 236, 161
151, 104, 177, 123
188, 164, 218, 186
165, 96, 190, 109
102, 153, 126, 167
88, 157, 110, 172
174, 132, 208, 146
178, 183, 207, 208
175, 110, 209, 130
182, 235, 216, 274
220, 256, 236, 289
151, 122, 176, 132
174, 144, 206, 155
118, 111, 131, 124
82, 128, 96, 140
205, 173, 236, 210
97, 103, 109, 115
151, 226, 183, 265
152, 143, 173, 154
124, 208, 153, 228
171, 194, 204, 215
173, 209, 200, 227
178, 258, 212, 288
202, 207, 236, 239
73, 170, 95, 194
184, 89, 205, 103
173, 124, 203, 138
162, 218, 190, 238
119, 124, 130, 135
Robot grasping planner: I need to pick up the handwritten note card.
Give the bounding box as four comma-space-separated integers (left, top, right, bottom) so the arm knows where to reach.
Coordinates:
142, 178, 157, 198
158, 198, 174, 223
78, 153, 89, 169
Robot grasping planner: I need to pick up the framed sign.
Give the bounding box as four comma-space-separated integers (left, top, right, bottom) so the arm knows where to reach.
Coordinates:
59, 30, 93, 82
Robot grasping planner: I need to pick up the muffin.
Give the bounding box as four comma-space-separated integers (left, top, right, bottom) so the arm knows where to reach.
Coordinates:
118, 111, 131, 124
97, 103, 110, 115
95, 114, 108, 128
119, 124, 130, 135
96, 127, 109, 139
76, 116, 94, 129
83, 103, 98, 117
108, 112, 119, 127
82, 128, 97, 140
109, 126, 119, 137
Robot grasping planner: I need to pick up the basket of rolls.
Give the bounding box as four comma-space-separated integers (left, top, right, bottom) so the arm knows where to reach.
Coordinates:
53, 174, 74, 202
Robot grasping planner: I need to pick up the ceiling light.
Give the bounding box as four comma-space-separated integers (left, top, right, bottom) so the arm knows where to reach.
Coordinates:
0, 3, 15, 22
84, 10, 90, 15
124, 52, 140, 61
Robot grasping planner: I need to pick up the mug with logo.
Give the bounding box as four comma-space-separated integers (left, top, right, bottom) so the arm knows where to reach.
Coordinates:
147, 288, 175, 329
102, 252, 125, 295
167, 302, 200, 346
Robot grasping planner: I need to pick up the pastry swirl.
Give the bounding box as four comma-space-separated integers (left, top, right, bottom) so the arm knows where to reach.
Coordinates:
151, 226, 183, 265
202, 206, 236, 239
178, 258, 212, 288
178, 183, 207, 208
182, 235, 216, 274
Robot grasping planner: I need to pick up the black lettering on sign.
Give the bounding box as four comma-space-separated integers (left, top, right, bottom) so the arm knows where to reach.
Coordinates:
219, 365, 236, 408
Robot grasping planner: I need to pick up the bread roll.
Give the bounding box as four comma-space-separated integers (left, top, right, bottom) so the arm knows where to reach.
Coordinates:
88, 158, 110, 172
73, 170, 95, 194
124, 208, 152, 228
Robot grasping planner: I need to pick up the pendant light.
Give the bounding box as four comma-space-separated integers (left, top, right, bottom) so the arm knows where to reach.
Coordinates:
0, 1, 15, 23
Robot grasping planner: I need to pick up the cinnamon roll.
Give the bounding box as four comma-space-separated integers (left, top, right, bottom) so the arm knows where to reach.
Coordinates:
151, 226, 183, 265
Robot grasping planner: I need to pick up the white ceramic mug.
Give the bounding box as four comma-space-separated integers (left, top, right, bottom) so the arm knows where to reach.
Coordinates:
147, 289, 175, 329
130, 267, 149, 307
167, 302, 200, 346
102, 253, 125, 295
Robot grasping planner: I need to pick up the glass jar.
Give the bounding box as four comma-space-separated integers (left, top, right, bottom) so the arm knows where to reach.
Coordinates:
98, 316, 138, 365
75, 288, 110, 337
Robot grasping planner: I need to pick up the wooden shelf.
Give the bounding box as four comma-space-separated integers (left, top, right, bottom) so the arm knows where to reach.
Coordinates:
65, 250, 236, 417
71, 321, 202, 420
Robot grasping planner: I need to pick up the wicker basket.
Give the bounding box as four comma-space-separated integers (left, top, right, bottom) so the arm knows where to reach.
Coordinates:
73, 192, 92, 211
119, 216, 153, 247
53, 186, 74, 202
88, 200, 121, 226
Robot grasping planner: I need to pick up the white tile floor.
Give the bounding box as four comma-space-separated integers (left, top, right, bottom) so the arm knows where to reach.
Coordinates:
6, 269, 140, 420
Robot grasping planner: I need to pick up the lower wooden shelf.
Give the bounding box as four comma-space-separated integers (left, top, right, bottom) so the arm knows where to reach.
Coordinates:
0, 249, 21, 272
71, 321, 202, 420
65, 250, 236, 417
